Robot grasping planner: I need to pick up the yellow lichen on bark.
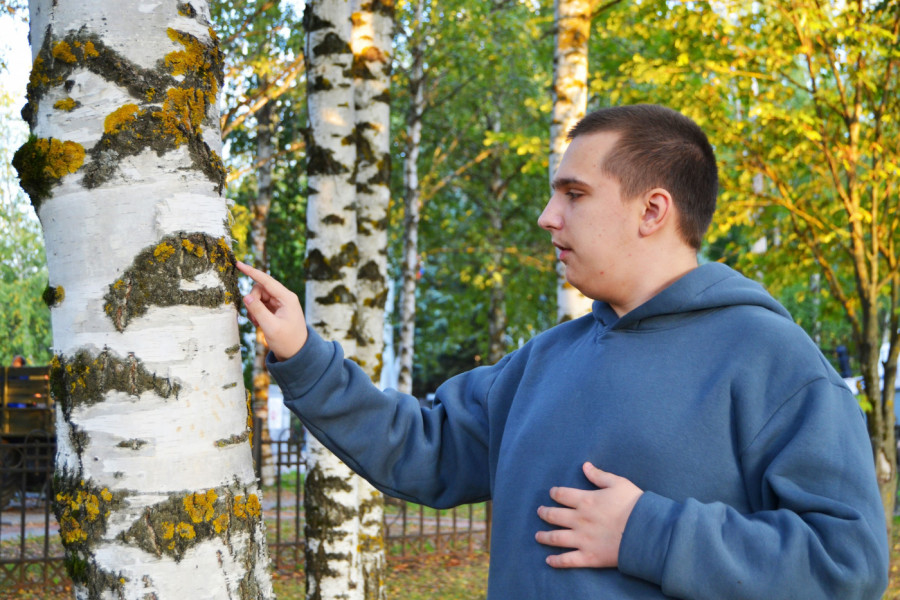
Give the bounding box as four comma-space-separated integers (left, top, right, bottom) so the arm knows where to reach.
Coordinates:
233, 493, 261, 520
36, 138, 85, 179
55, 485, 107, 544
52, 40, 78, 63
165, 29, 209, 76
182, 238, 206, 258
152, 242, 176, 263
54, 97, 77, 111
104, 104, 142, 135
29, 56, 49, 88
152, 88, 207, 146
175, 522, 196, 539
83, 40, 99, 58
212, 512, 230, 534
184, 489, 218, 523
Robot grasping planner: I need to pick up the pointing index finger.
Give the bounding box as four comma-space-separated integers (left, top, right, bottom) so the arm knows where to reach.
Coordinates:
236, 261, 291, 297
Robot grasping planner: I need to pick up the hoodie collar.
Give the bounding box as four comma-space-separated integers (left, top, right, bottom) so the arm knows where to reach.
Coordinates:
591, 263, 791, 332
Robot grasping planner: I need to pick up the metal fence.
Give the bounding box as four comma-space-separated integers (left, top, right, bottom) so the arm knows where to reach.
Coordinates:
1, 421, 490, 593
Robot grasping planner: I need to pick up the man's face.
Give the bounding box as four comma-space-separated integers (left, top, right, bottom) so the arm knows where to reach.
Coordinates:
538, 131, 642, 307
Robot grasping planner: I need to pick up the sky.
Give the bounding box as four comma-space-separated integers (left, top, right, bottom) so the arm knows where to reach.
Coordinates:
0, 13, 29, 103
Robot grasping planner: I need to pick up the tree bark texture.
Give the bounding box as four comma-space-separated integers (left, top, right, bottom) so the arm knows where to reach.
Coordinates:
397, 0, 424, 396
550, 0, 594, 322
351, 0, 393, 597
303, 1, 374, 598
17, 1, 273, 598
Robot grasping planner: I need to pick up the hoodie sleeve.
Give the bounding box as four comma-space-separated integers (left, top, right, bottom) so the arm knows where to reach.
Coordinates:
618, 377, 888, 600
267, 327, 504, 509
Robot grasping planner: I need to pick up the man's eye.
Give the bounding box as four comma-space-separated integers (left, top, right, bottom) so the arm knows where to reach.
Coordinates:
566, 191, 582, 200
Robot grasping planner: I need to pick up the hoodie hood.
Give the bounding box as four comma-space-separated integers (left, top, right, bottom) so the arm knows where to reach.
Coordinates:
592, 262, 792, 331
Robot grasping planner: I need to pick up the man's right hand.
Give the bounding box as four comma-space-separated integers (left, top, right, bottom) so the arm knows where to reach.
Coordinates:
236, 261, 308, 361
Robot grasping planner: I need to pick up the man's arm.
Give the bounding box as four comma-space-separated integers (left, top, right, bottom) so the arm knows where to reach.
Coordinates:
236, 261, 499, 508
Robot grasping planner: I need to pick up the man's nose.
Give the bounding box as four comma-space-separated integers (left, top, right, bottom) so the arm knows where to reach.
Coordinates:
538, 197, 560, 231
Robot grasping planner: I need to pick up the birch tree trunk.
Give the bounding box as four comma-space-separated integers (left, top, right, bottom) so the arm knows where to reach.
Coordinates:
303, 1, 367, 598
351, 0, 393, 597
251, 80, 275, 487
550, 0, 594, 322
487, 118, 507, 366
397, 0, 424, 396
14, 1, 273, 598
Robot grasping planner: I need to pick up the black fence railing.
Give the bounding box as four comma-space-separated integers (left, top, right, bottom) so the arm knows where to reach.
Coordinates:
1, 420, 490, 593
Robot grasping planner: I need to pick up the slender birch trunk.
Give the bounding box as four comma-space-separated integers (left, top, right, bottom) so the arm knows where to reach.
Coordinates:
303, 1, 366, 598
351, 1, 393, 597
550, 0, 594, 322
14, 1, 273, 598
251, 80, 275, 486
486, 118, 507, 366
397, 0, 424, 396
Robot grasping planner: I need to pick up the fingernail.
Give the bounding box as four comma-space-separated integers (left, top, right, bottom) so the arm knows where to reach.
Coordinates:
243, 295, 254, 305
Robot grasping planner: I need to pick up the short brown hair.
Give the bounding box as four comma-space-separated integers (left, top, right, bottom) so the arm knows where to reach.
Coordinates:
568, 104, 718, 249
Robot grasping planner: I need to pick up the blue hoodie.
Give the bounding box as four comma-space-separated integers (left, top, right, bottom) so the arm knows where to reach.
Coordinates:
268, 263, 888, 599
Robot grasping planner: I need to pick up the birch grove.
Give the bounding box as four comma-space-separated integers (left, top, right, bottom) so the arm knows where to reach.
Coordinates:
14, 1, 273, 598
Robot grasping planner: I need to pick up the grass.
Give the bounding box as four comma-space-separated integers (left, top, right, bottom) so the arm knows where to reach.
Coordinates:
885, 516, 900, 599
0, 551, 490, 600
270, 552, 489, 600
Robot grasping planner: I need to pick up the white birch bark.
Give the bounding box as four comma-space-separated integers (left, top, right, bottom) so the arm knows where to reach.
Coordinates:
397, 0, 425, 396
20, 1, 273, 598
551, 0, 594, 322
351, 1, 392, 597
303, 1, 365, 598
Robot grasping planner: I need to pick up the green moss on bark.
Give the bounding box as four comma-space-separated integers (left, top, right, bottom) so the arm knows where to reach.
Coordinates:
314, 284, 356, 306
42, 284, 65, 307
306, 143, 349, 176
304, 465, 359, 599
12, 136, 85, 211
103, 232, 240, 332
51, 473, 127, 599
24, 28, 226, 194
50, 350, 181, 420
119, 484, 264, 562
305, 242, 359, 281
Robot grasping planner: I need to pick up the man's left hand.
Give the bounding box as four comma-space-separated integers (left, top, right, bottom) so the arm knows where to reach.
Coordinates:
535, 462, 643, 569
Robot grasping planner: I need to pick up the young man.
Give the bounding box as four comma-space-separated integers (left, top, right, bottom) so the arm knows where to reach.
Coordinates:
238, 104, 888, 599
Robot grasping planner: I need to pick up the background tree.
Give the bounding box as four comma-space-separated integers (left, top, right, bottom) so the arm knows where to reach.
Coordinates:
391, 0, 556, 393
549, 0, 600, 323
14, 0, 273, 597
213, 0, 305, 487
302, 0, 387, 597
0, 88, 50, 365
351, 0, 394, 596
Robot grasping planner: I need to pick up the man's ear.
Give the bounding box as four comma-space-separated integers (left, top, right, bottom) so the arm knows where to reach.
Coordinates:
638, 188, 674, 237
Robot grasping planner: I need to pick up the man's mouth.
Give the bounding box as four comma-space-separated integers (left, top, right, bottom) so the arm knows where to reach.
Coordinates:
553, 242, 571, 260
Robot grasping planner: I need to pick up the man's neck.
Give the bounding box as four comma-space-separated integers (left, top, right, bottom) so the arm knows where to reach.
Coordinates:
609, 254, 699, 317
